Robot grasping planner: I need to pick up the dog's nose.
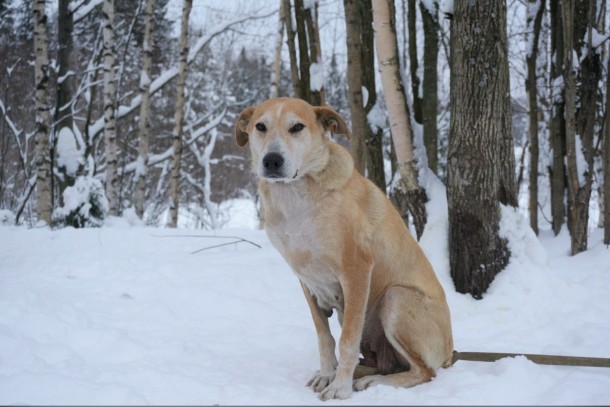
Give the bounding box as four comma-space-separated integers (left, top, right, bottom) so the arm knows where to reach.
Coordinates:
262, 152, 284, 176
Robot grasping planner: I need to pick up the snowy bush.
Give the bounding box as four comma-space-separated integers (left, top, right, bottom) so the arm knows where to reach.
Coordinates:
0, 209, 15, 225
52, 176, 109, 228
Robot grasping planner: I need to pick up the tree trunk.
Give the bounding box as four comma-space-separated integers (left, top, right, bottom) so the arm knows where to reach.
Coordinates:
407, 0, 422, 124
54, 0, 81, 200
33, 0, 52, 225
420, 1, 439, 174
102, 0, 118, 216
168, 0, 192, 228
343, 0, 367, 175
360, 0, 386, 192
549, 0, 567, 235
447, 0, 511, 299
562, 0, 599, 255
283, 0, 300, 99
526, 0, 545, 235
133, 0, 156, 219
294, 0, 311, 102
270, 0, 285, 99
305, 2, 324, 105
372, 0, 427, 240
603, 49, 610, 245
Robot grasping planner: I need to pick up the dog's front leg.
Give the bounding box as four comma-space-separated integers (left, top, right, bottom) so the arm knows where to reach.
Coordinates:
300, 282, 338, 392
320, 260, 372, 401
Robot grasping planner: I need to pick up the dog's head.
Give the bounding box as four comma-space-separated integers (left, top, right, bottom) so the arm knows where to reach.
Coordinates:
235, 98, 351, 182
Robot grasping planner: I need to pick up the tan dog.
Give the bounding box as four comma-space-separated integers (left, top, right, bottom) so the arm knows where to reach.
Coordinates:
235, 97, 453, 400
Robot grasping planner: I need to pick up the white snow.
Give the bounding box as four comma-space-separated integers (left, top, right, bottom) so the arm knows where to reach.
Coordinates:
1, 191, 609, 404
440, 0, 454, 16
310, 62, 325, 92
56, 126, 82, 177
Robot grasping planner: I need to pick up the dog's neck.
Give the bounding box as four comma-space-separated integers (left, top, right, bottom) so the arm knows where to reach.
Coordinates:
308, 142, 354, 191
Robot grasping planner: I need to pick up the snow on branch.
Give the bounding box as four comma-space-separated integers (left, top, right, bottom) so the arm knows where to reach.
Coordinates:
73, 0, 104, 23
87, 9, 276, 141
118, 105, 228, 176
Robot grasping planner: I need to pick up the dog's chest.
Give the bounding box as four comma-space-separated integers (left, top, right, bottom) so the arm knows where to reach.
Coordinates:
263, 183, 344, 312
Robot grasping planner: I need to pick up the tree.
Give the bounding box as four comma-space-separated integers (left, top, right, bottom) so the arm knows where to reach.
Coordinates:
562, 0, 601, 255
102, 0, 118, 216
360, 0, 386, 191
447, 0, 513, 298
283, 0, 323, 105
407, 0, 422, 124
343, 0, 367, 175
133, 0, 156, 219
420, 1, 439, 174
526, 0, 546, 234
605, 49, 610, 245
270, 0, 285, 99
549, 0, 567, 235
372, 0, 427, 239
168, 0, 192, 228
54, 0, 83, 200
33, 0, 52, 225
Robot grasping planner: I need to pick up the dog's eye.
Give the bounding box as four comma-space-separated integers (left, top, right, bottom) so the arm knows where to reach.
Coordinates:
289, 123, 304, 134
255, 123, 267, 132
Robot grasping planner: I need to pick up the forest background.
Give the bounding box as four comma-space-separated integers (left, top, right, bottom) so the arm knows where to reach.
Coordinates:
1, 0, 609, 299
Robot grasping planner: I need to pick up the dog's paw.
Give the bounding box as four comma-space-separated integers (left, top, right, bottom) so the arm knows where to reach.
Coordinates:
319, 380, 353, 400
306, 371, 335, 393
353, 375, 381, 391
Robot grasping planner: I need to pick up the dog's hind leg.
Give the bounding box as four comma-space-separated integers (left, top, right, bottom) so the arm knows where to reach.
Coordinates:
353, 286, 452, 391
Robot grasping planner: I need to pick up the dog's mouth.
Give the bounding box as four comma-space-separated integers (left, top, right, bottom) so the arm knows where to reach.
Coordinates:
264, 169, 299, 182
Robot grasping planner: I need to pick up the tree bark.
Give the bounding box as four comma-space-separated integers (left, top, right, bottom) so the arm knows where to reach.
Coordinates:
294, 0, 311, 102
408, 0, 422, 124
305, 2, 324, 105
447, 0, 511, 299
420, 1, 439, 174
168, 0, 192, 228
603, 49, 610, 245
562, 0, 599, 255
526, 0, 545, 235
54, 0, 81, 200
360, 0, 386, 191
372, 0, 427, 240
343, 0, 367, 175
549, 0, 567, 235
102, 0, 118, 216
283, 0, 300, 99
133, 0, 156, 219
33, 0, 52, 225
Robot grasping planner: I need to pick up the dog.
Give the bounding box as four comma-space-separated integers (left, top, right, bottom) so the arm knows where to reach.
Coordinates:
235, 97, 453, 400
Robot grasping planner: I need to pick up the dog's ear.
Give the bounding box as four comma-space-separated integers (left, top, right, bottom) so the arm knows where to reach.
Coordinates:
315, 106, 351, 140
235, 107, 255, 147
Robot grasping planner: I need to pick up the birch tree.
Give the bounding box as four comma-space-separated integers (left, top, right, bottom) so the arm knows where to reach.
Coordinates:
33, 0, 52, 225
168, 0, 192, 228
270, 0, 285, 99
372, 0, 427, 239
446, 0, 513, 298
133, 0, 156, 219
102, 0, 118, 216
526, 0, 546, 234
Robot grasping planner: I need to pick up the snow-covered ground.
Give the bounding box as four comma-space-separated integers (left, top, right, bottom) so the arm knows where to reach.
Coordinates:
1, 187, 609, 405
